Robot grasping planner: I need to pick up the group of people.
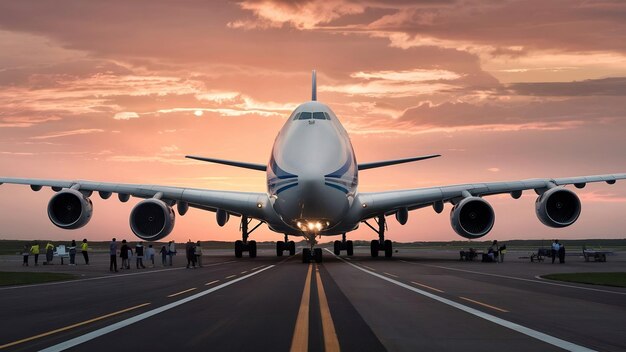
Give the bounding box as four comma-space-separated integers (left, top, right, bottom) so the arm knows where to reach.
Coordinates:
551, 239, 566, 264
185, 240, 203, 268
22, 239, 90, 266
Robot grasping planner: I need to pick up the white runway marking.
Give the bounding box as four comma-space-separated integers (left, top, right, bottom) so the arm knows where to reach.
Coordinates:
399, 260, 626, 296
0, 260, 237, 291
330, 250, 595, 352
39, 265, 275, 352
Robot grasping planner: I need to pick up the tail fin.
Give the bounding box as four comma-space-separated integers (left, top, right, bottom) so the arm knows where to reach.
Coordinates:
311, 70, 317, 101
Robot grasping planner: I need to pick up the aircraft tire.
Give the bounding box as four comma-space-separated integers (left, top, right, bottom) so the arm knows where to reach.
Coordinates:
370, 240, 379, 258
302, 248, 311, 263
384, 240, 393, 258
288, 241, 296, 256
333, 240, 341, 255
276, 241, 284, 257
249, 240, 257, 258
314, 248, 323, 263
235, 240, 243, 258
347, 240, 354, 256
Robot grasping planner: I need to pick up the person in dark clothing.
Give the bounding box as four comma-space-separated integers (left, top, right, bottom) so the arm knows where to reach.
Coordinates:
135, 242, 146, 269
120, 240, 130, 269
185, 240, 196, 269
551, 240, 560, 264
160, 245, 167, 266
559, 244, 566, 264
109, 238, 118, 272
22, 244, 29, 266
68, 240, 77, 265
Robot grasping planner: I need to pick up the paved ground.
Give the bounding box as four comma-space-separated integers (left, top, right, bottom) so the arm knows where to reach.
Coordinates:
0, 247, 625, 351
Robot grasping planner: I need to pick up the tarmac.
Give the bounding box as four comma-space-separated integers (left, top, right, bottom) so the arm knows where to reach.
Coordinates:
0, 247, 625, 351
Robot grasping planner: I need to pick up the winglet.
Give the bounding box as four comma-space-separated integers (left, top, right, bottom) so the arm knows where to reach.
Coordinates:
312, 70, 317, 101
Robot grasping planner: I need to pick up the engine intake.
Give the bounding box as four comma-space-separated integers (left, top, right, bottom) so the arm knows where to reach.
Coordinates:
535, 187, 581, 227
450, 197, 495, 239
130, 199, 175, 241
47, 189, 93, 229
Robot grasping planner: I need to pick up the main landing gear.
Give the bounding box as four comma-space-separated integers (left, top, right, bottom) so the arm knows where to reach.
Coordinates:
277, 234, 296, 257
234, 216, 263, 258
333, 233, 353, 256
364, 215, 393, 258
302, 248, 322, 263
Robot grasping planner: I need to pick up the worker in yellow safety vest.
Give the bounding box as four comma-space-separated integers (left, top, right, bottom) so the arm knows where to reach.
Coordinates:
30, 242, 40, 266
45, 242, 55, 264
81, 238, 89, 265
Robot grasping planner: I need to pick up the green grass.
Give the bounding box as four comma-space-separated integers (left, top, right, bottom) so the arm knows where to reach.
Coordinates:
0, 272, 77, 286
542, 272, 626, 288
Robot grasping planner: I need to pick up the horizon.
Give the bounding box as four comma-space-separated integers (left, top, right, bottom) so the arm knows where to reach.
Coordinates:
1, 1, 625, 243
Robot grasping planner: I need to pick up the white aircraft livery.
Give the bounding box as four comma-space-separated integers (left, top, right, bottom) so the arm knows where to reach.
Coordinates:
2, 71, 625, 263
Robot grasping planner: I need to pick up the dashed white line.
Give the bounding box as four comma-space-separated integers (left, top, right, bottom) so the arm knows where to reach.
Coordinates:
383, 272, 399, 278
167, 287, 197, 298
205, 280, 220, 286
225, 275, 236, 279
411, 281, 444, 293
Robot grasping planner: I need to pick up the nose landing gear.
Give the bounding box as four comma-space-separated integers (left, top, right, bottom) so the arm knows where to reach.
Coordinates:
303, 247, 322, 263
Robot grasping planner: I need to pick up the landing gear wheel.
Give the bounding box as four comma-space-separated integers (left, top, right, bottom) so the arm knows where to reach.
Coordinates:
302, 248, 311, 263
276, 241, 284, 257
333, 240, 341, 255
384, 239, 393, 258
288, 241, 296, 256
314, 248, 323, 263
346, 240, 354, 256
235, 240, 243, 258
370, 240, 379, 258
249, 240, 257, 258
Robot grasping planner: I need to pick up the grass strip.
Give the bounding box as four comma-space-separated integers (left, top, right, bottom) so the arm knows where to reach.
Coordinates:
0, 272, 77, 286
541, 272, 626, 288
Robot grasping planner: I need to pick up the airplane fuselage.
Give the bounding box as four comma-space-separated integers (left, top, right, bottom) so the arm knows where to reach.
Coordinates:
267, 101, 358, 236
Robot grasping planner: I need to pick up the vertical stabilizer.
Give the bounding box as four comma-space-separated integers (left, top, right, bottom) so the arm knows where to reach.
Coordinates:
311, 70, 317, 101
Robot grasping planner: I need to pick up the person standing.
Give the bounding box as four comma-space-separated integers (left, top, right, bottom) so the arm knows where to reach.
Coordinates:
186, 240, 195, 269
135, 242, 146, 269
45, 241, 55, 265
22, 244, 29, 266
195, 241, 203, 268
551, 239, 560, 264
147, 244, 155, 268
168, 241, 176, 266
120, 240, 130, 269
559, 244, 566, 264
81, 239, 89, 265
109, 238, 118, 272
499, 243, 507, 263
68, 240, 77, 265
30, 242, 40, 266
160, 245, 167, 266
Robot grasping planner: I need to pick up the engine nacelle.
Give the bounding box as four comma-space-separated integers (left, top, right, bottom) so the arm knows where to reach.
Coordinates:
129, 199, 175, 241
450, 197, 495, 239
216, 209, 230, 227
395, 207, 408, 225
47, 189, 93, 229
535, 187, 581, 228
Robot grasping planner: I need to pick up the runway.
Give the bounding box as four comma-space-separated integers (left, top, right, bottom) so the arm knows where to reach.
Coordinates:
1, 248, 625, 351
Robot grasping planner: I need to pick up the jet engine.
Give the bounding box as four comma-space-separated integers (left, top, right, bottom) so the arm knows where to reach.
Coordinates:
450, 197, 495, 239
47, 189, 93, 229
535, 187, 581, 227
395, 207, 408, 225
129, 199, 175, 241
216, 209, 230, 227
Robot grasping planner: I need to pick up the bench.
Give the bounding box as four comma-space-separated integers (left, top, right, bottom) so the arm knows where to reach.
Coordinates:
53, 245, 70, 264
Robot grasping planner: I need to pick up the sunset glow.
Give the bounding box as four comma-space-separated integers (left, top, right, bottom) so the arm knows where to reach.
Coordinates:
0, 1, 625, 243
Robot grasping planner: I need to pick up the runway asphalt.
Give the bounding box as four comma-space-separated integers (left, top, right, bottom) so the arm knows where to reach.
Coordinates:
0, 247, 625, 351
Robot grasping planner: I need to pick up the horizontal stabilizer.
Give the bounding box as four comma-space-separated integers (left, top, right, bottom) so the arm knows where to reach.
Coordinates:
185, 155, 266, 171
358, 154, 441, 171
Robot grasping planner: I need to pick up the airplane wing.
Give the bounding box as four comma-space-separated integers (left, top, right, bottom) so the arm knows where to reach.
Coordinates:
185, 155, 267, 171
0, 177, 269, 219
358, 154, 440, 170
357, 173, 626, 219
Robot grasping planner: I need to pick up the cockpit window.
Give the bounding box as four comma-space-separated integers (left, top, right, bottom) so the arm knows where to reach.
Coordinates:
294, 111, 330, 120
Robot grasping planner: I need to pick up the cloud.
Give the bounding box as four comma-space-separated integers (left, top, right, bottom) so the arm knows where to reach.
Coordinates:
30, 128, 105, 139
113, 111, 139, 120
160, 145, 179, 153
507, 77, 626, 96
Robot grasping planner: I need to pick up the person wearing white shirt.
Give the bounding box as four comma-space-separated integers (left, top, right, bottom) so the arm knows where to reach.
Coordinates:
551, 240, 560, 264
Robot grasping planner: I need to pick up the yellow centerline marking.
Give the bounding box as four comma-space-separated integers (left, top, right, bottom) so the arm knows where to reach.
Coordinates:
315, 264, 340, 352
411, 281, 444, 293
167, 288, 197, 298
290, 263, 313, 352
205, 280, 220, 286
226, 275, 237, 279
362, 265, 375, 271
383, 272, 398, 278
459, 297, 509, 313
0, 302, 150, 349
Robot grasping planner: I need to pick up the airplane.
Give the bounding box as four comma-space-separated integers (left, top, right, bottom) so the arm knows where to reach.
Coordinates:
1, 71, 625, 263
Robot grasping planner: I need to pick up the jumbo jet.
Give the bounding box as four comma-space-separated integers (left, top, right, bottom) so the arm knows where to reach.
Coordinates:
2, 72, 625, 263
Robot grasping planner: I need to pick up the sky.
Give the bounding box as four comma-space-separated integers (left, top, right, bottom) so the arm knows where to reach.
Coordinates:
0, 0, 625, 243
